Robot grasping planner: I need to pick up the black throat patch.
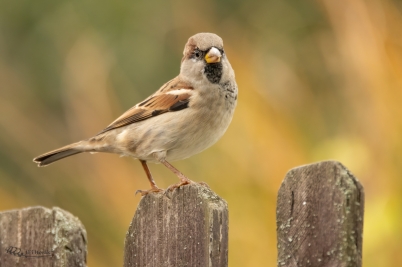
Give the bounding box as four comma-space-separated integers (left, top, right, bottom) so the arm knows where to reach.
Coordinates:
204, 62, 223, 84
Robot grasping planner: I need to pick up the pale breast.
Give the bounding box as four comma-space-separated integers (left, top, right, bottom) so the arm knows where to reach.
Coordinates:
104, 81, 237, 163
164, 81, 237, 161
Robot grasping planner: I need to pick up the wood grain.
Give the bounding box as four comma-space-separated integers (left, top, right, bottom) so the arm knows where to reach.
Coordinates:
276, 160, 364, 267
0, 206, 87, 267
124, 183, 228, 267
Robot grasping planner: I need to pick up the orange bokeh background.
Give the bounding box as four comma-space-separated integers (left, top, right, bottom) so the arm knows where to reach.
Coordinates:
1, 0, 401, 266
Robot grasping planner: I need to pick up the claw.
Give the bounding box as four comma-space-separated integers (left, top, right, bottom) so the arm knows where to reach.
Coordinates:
135, 186, 163, 196
137, 160, 163, 196
165, 177, 194, 192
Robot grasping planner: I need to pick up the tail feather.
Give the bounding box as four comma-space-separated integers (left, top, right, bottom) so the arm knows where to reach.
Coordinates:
33, 142, 83, 167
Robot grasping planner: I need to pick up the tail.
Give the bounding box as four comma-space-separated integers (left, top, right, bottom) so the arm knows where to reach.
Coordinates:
33, 142, 84, 167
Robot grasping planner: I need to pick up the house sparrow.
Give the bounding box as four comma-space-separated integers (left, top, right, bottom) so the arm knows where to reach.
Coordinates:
33, 33, 238, 195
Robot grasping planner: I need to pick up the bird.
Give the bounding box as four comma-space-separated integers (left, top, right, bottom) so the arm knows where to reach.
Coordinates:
33, 32, 238, 195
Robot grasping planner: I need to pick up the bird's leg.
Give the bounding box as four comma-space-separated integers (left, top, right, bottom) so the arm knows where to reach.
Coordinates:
135, 160, 163, 196
159, 159, 195, 191
141, 160, 160, 189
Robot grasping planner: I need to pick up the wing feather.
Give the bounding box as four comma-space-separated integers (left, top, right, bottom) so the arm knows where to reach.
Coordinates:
96, 77, 193, 135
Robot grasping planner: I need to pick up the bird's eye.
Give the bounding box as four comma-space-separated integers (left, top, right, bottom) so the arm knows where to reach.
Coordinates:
194, 49, 201, 59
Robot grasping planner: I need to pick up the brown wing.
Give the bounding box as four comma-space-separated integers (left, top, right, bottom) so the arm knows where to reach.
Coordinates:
96, 77, 193, 135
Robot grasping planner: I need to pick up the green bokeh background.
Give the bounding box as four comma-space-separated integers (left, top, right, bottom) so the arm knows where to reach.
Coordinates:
1, 0, 401, 266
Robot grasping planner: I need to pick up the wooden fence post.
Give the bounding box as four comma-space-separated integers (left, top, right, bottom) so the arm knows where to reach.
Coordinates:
0, 206, 87, 267
124, 183, 228, 267
276, 160, 364, 267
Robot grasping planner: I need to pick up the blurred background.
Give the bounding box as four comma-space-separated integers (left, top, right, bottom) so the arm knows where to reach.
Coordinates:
1, 0, 401, 266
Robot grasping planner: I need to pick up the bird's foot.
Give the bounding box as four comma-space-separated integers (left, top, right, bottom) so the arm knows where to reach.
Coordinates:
135, 186, 163, 196
165, 178, 210, 194
165, 177, 195, 192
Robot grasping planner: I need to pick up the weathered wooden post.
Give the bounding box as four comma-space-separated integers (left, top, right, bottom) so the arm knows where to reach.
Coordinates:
0, 206, 87, 267
124, 183, 228, 267
276, 161, 364, 267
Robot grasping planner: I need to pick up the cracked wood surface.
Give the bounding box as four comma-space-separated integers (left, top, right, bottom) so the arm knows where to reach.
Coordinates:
276, 161, 364, 267
124, 183, 228, 267
0, 206, 87, 267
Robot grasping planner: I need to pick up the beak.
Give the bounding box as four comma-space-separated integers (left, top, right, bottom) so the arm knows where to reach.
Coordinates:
205, 47, 222, 63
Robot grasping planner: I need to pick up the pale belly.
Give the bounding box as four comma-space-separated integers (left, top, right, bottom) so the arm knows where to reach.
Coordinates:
107, 93, 236, 163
